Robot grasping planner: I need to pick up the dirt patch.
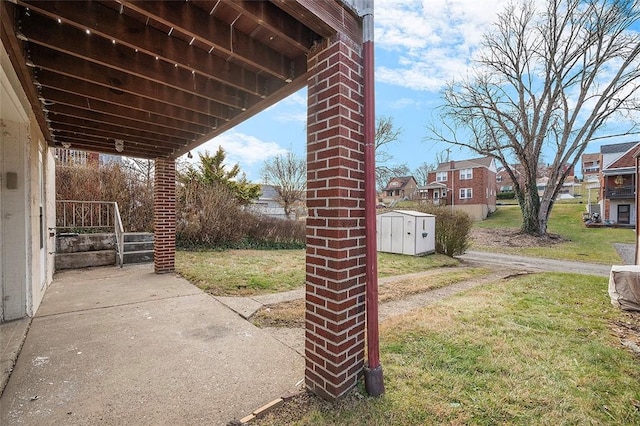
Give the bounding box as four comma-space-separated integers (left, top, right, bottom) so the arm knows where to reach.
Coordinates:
250, 299, 304, 328
471, 227, 566, 248
610, 311, 640, 357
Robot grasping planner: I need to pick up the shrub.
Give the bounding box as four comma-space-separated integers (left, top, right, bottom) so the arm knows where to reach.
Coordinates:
56, 161, 153, 232
497, 191, 516, 200
412, 204, 473, 256
176, 180, 305, 249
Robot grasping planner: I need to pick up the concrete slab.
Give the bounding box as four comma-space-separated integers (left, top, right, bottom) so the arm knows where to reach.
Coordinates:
215, 289, 304, 320
214, 296, 264, 320
0, 318, 31, 397
0, 265, 304, 425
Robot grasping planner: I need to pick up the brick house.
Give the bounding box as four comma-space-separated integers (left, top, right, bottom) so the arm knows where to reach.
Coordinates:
597, 142, 639, 225
381, 176, 418, 204
496, 165, 524, 194
420, 157, 497, 220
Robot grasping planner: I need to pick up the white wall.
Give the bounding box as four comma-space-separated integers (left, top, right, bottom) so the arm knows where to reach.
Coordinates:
1, 40, 54, 321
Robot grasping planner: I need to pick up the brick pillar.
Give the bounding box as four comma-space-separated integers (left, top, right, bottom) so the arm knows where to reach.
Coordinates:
154, 158, 176, 273
305, 33, 366, 401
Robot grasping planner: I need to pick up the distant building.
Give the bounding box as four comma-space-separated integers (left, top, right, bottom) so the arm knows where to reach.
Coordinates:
581, 152, 600, 183
250, 184, 287, 219
381, 176, 418, 204
420, 157, 497, 220
54, 148, 99, 166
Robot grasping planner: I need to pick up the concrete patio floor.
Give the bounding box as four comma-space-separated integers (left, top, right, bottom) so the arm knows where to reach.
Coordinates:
0, 264, 304, 425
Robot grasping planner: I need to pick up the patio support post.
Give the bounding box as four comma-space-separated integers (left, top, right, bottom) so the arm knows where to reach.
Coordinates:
154, 158, 176, 274
305, 31, 367, 401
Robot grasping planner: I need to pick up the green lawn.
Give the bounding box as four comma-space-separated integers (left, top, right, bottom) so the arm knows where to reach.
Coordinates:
258, 273, 640, 425
473, 203, 635, 263
176, 249, 458, 296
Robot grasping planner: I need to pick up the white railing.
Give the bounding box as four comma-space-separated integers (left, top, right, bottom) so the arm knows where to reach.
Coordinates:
56, 200, 124, 267
113, 203, 124, 268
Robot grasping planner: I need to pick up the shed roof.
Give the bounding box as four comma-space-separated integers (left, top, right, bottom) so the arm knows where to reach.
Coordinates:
379, 209, 435, 217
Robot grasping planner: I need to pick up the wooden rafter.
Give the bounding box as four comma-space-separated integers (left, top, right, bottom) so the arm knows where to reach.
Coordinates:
3, 0, 337, 159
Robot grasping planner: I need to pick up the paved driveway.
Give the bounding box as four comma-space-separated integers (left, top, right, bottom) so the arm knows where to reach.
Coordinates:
0, 265, 303, 425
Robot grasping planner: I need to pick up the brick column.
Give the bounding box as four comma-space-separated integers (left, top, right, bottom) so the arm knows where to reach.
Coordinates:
305, 33, 366, 401
154, 158, 176, 273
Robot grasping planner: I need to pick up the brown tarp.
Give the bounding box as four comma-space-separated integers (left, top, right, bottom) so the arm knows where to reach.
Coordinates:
609, 266, 640, 311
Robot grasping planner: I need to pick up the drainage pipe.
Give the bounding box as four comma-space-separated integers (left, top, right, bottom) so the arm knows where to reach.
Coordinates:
361, 0, 385, 397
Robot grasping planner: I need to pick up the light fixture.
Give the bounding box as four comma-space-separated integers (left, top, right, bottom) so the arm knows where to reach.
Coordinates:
16, 31, 28, 41
187, 151, 193, 159
62, 142, 71, 149
114, 139, 124, 153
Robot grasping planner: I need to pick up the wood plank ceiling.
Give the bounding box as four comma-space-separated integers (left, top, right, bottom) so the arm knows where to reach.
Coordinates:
1, 0, 346, 159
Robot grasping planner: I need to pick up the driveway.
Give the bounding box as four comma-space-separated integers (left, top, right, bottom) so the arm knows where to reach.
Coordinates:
459, 250, 615, 277
0, 265, 303, 425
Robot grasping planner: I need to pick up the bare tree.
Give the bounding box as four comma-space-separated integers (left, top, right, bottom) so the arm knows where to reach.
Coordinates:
427, 0, 640, 236
261, 151, 306, 219
413, 162, 435, 186
375, 116, 408, 190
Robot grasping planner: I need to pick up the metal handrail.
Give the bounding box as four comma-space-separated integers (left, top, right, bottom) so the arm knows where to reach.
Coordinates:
113, 202, 124, 268
56, 200, 124, 267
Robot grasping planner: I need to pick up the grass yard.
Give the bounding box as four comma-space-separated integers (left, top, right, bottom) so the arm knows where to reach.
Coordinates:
473, 203, 635, 263
176, 249, 458, 296
257, 273, 640, 425
250, 267, 491, 328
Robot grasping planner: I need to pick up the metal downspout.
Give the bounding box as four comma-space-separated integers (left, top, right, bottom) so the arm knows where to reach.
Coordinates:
361, 0, 385, 397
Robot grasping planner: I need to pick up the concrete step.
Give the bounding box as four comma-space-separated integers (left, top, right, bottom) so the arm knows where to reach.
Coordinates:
124, 241, 154, 252
124, 232, 154, 243
55, 250, 116, 270
123, 250, 154, 264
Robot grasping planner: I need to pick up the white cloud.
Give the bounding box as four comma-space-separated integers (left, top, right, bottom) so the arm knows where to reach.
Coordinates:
193, 131, 288, 168
389, 97, 420, 109
276, 111, 307, 123
375, 0, 546, 91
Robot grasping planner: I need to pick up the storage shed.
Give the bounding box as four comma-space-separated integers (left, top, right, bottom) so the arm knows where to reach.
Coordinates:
377, 210, 436, 256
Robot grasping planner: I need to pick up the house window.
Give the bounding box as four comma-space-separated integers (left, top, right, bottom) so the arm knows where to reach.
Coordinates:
460, 168, 473, 180
460, 188, 472, 199
436, 172, 447, 182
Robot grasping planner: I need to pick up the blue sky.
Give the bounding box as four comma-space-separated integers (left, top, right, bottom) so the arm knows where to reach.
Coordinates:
190, 0, 640, 182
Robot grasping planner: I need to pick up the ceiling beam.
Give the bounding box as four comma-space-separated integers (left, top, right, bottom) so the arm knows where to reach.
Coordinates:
53, 133, 172, 159
37, 71, 228, 127
18, 1, 286, 96
26, 41, 256, 111
42, 88, 213, 135
207, 0, 317, 55
47, 104, 203, 141
48, 114, 192, 147
116, 0, 294, 80
49, 121, 187, 149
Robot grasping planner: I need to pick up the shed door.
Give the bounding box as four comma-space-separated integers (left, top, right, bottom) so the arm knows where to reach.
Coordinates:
391, 217, 404, 254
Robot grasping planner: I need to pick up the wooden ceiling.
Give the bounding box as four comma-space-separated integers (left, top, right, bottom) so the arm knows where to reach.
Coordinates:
1, 1, 354, 159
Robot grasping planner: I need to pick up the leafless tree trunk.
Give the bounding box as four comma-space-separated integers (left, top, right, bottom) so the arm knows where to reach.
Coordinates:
427, 0, 640, 235
375, 116, 407, 190
261, 151, 306, 219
